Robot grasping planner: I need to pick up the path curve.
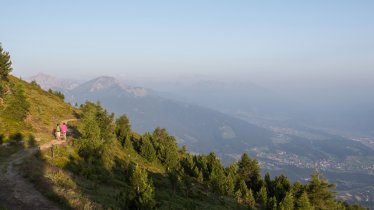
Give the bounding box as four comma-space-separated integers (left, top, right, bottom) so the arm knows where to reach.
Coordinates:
0, 119, 76, 210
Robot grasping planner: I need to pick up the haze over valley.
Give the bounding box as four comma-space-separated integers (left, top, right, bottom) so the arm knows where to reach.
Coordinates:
2, 1, 374, 208
28, 73, 374, 207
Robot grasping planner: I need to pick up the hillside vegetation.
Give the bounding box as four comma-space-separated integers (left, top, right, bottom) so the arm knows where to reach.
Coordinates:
0, 45, 368, 210
0, 75, 75, 145
15, 99, 367, 210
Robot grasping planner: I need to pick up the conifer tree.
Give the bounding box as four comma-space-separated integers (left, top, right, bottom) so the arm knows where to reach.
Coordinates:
95, 103, 115, 141
267, 196, 277, 210
245, 189, 256, 209
128, 164, 156, 209
257, 185, 268, 208
140, 135, 156, 162
235, 189, 243, 203
152, 127, 179, 170
306, 172, 337, 209
296, 191, 314, 210
115, 114, 131, 143
79, 105, 101, 140
225, 173, 235, 195
209, 169, 226, 196
180, 154, 195, 177
225, 163, 237, 195
3, 84, 30, 121
167, 169, 180, 195
291, 181, 305, 199
208, 154, 226, 195
193, 167, 200, 179
196, 169, 204, 183
278, 192, 294, 210
0, 43, 12, 80
182, 174, 193, 198
236, 179, 249, 202
265, 172, 274, 197
238, 153, 262, 191
124, 134, 133, 150
76, 103, 106, 165
273, 174, 291, 203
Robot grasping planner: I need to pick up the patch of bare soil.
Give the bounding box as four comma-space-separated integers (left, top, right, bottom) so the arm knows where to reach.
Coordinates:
0, 140, 67, 210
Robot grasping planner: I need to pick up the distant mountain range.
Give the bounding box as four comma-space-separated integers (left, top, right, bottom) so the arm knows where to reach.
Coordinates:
66, 76, 275, 162
27, 73, 374, 206
27, 73, 80, 93
147, 76, 374, 138
28, 74, 373, 162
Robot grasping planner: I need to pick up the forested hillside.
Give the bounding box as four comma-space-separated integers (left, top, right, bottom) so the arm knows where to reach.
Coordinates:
0, 44, 368, 209
15, 100, 367, 209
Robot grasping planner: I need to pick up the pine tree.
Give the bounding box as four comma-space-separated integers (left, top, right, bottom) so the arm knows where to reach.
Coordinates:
267, 196, 277, 210
238, 153, 262, 191
180, 154, 195, 177
245, 189, 256, 209
225, 162, 237, 195
182, 174, 193, 198
265, 172, 274, 198
196, 169, 204, 183
0, 43, 12, 81
79, 101, 115, 142
291, 181, 305, 199
140, 135, 156, 162
78, 106, 101, 140
124, 134, 134, 150
225, 173, 235, 195
167, 169, 180, 195
128, 164, 156, 210
273, 174, 291, 204
296, 191, 314, 210
208, 156, 226, 196
3, 84, 30, 121
115, 114, 131, 143
152, 127, 179, 170
278, 192, 294, 210
235, 189, 243, 203
306, 172, 337, 209
95, 103, 115, 141
256, 185, 268, 207
237, 179, 248, 201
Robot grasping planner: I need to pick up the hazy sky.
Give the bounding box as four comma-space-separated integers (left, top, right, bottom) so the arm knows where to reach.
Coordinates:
1, 0, 374, 88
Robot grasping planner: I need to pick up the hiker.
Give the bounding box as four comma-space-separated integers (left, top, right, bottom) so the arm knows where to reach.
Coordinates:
55, 123, 61, 140
61, 122, 68, 140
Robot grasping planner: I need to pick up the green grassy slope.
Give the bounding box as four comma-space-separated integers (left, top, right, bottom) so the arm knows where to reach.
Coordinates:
0, 75, 76, 144
2, 76, 367, 210
19, 143, 247, 210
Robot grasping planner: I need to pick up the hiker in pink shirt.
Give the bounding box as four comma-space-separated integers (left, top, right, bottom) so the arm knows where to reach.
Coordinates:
61, 122, 68, 140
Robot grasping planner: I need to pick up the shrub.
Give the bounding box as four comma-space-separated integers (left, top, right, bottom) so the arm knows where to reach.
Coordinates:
30, 80, 41, 88
48, 89, 65, 100
3, 84, 30, 121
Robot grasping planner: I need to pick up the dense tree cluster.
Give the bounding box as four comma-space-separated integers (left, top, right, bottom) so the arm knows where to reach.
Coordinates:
72, 101, 367, 210
48, 88, 65, 100
71, 102, 116, 178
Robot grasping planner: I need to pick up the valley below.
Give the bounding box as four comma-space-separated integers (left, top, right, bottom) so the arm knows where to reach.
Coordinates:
29, 74, 374, 208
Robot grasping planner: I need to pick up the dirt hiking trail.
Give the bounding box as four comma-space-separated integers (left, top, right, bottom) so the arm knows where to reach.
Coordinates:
0, 119, 76, 210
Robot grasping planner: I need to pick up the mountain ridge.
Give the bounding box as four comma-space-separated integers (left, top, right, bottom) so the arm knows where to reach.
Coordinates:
1, 74, 370, 209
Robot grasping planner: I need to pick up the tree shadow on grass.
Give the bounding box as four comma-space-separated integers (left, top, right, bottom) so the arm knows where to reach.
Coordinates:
19, 148, 74, 210
27, 135, 37, 148
72, 110, 81, 120
0, 134, 4, 145
9, 132, 24, 144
